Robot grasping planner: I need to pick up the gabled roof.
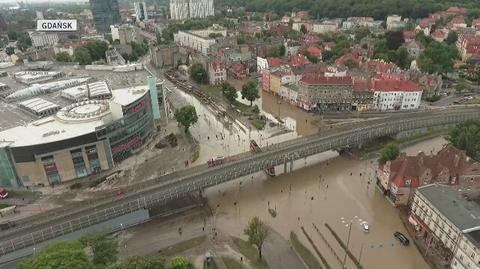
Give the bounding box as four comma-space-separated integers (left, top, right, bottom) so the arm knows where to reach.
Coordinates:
289, 54, 310, 67
446, 6, 468, 15
301, 75, 352, 85
306, 46, 322, 57
371, 78, 419, 92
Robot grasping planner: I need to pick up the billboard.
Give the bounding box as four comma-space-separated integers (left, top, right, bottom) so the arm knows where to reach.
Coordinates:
36, 20, 77, 32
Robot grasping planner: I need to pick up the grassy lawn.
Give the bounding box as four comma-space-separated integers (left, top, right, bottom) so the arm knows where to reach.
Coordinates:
465, 98, 480, 104
233, 101, 252, 113
251, 118, 266, 130
231, 237, 269, 269
204, 258, 219, 269
7, 189, 41, 200
290, 232, 323, 269
0, 204, 12, 209
223, 257, 245, 269
159, 235, 206, 257
202, 85, 222, 98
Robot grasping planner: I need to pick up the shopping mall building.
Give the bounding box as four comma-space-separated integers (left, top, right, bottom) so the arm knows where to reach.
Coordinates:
0, 77, 162, 188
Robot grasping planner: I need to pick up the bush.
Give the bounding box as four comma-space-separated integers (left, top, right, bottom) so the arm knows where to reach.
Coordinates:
69, 183, 82, 190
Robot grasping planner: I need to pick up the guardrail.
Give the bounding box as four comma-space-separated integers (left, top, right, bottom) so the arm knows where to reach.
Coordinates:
0, 107, 479, 258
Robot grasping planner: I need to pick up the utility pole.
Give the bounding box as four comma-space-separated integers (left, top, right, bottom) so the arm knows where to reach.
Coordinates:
343, 221, 353, 268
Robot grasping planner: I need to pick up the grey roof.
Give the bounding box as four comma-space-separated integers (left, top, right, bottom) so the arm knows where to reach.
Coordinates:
465, 230, 480, 249
418, 184, 480, 232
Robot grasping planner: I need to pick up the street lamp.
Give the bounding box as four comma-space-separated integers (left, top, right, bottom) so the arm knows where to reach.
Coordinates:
340, 216, 364, 268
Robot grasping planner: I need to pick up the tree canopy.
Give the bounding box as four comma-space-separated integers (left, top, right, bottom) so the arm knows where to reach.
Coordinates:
244, 216, 268, 259
17, 241, 93, 269
80, 233, 118, 266
170, 256, 192, 269
221, 82, 238, 103
55, 52, 73, 62
241, 80, 259, 106
418, 39, 458, 74
190, 63, 208, 84
447, 119, 480, 161
215, 0, 480, 20
378, 142, 400, 165
175, 105, 199, 132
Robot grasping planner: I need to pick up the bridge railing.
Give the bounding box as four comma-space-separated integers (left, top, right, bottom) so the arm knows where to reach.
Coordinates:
0, 108, 479, 259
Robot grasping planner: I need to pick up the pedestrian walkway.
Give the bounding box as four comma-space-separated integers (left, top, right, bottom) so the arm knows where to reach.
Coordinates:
263, 228, 306, 269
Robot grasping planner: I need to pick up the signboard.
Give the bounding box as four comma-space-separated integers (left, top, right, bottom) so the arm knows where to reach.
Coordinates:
37, 20, 77, 32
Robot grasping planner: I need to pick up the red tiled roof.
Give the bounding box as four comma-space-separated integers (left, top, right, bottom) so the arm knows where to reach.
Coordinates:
352, 79, 371, 92
289, 54, 310, 67
432, 29, 446, 38
371, 78, 420, 92
231, 63, 246, 73
301, 75, 352, 85
209, 61, 225, 70
267, 57, 283, 67
364, 59, 396, 73
296, 11, 309, 19
419, 18, 435, 28
306, 46, 322, 57
403, 31, 415, 40
473, 19, 480, 26
446, 6, 468, 15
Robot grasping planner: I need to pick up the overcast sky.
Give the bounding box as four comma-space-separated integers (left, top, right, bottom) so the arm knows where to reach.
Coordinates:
0, 0, 88, 4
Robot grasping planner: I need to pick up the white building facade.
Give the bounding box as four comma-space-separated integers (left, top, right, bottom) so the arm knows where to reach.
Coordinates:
134, 2, 148, 21
170, 0, 214, 20
174, 28, 224, 55
29, 32, 59, 48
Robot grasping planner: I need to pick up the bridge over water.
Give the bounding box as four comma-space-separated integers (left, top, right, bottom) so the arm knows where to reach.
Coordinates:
0, 106, 479, 263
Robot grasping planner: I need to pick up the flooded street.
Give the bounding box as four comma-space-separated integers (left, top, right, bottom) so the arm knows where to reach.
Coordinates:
204, 137, 447, 269
170, 87, 299, 164
160, 81, 447, 268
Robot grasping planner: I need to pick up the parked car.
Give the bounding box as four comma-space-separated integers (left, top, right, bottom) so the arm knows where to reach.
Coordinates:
0, 188, 8, 199
394, 232, 410, 246
362, 222, 369, 233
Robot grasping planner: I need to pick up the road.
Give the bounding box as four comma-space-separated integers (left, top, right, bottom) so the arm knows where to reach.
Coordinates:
0, 106, 479, 261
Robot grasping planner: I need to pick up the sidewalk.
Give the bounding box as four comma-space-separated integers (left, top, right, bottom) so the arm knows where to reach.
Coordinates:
263, 228, 307, 269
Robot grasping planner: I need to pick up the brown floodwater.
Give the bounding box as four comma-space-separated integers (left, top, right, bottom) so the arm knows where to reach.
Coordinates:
205, 137, 447, 269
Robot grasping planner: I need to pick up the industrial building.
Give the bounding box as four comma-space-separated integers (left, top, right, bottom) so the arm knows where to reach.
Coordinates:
0, 78, 162, 188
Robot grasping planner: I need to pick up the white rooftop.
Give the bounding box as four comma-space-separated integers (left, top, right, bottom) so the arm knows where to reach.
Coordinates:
18, 98, 60, 113
111, 85, 149, 106
0, 85, 150, 148
61, 85, 89, 101
88, 81, 111, 97
6, 77, 92, 100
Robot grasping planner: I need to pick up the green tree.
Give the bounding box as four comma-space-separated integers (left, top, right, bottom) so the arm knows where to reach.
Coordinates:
17, 32, 32, 51
300, 24, 307, 34
17, 241, 93, 269
385, 31, 405, 50
80, 233, 118, 266
455, 78, 468, 92
445, 31, 458, 45
404, 20, 416, 31
354, 27, 370, 41
190, 63, 208, 84
418, 41, 455, 74
378, 143, 400, 165
83, 40, 109, 61
322, 50, 334, 62
74, 47, 93, 65
175, 105, 198, 132
343, 59, 356, 68
118, 255, 165, 269
447, 119, 480, 161
170, 256, 192, 269
221, 82, 238, 103
279, 44, 286, 56
396, 46, 411, 69
244, 216, 268, 259
7, 30, 17, 40
5, 47, 14, 56
55, 52, 73, 62
241, 80, 259, 106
